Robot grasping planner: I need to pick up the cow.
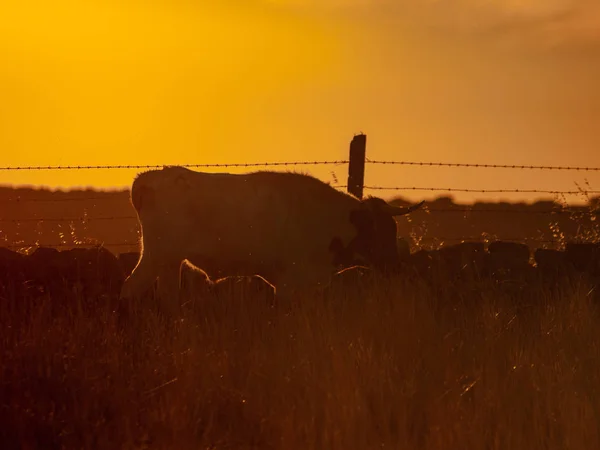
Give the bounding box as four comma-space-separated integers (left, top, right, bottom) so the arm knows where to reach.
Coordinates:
177, 259, 277, 326
534, 248, 573, 286
57, 246, 125, 300
534, 248, 569, 273
24, 245, 125, 302
0, 247, 28, 297
564, 242, 600, 277
436, 242, 487, 281
486, 241, 535, 283
181, 258, 275, 300
212, 275, 276, 307
119, 167, 424, 317
23, 247, 64, 297
486, 241, 531, 270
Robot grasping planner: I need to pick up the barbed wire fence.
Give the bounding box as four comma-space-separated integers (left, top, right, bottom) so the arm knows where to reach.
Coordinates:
1, 134, 599, 252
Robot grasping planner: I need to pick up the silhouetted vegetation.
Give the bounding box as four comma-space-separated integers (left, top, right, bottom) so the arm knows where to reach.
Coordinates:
2, 271, 600, 448
1, 186, 600, 448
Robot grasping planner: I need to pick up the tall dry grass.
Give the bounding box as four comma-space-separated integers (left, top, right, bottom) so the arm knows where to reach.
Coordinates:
1, 273, 600, 449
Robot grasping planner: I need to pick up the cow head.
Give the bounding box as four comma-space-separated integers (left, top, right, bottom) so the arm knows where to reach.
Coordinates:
342, 197, 424, 273
131, 166, 193, 214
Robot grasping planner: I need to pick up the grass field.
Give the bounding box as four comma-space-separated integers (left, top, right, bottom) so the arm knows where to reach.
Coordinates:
2, 273, 600, 449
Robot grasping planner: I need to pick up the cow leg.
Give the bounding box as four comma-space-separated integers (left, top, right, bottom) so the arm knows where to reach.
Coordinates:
116, 255, 181, 330
156, 261, 183, 319
116, 252, 160, 330
119, 252, 159, 300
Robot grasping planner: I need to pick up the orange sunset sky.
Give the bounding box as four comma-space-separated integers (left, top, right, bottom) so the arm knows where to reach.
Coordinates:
1, 0, 600, 204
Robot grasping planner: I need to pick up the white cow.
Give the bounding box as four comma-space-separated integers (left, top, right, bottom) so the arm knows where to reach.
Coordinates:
120, 166, 424, 316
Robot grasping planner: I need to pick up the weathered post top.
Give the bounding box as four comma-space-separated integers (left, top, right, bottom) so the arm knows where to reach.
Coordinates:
347, 133, 367, 199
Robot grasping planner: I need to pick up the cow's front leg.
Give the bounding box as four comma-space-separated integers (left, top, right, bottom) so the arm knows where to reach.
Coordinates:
120, 252, 158, 301
117, 252, 162, 330
156, 260, 184, 319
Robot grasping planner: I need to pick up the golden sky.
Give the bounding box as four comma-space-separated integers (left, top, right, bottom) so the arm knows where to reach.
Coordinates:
1, 0, 600, 203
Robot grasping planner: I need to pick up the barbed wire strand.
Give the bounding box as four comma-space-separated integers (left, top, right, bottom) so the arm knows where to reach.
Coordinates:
363, 186, 600, 195
0, 195, 128, 203
0, 216, 137, 223
2, 160, 600, 171
2, 186, 600, 204
411, 237, 562, 243
1, 236, 581, 249
366, 160, 600, 171
0, 185, 343, 203
1, 159, 596, 249
0, 161, 349, 171
2, 242, 137, 249
2, 206, 600, 224
411, 208, 598, 214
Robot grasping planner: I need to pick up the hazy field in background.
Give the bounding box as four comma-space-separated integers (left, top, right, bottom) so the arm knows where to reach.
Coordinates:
1, 185, 599, 255
2, 272, 599, 449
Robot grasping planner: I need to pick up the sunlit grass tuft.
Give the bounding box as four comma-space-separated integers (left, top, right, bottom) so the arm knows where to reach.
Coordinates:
1, 273, 600, 449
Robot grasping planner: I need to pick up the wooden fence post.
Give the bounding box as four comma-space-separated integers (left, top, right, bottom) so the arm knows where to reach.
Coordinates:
347, 133, 367, 199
